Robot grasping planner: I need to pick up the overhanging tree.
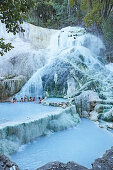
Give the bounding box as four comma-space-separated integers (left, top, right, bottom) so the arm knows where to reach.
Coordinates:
0, 0, 34, 56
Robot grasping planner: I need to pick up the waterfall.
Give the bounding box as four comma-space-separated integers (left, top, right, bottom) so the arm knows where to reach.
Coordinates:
15, 69, 43, 99
16, 26, 106, 99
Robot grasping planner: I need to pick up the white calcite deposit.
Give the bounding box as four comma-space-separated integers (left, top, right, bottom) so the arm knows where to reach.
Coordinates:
0, 22, 58, 99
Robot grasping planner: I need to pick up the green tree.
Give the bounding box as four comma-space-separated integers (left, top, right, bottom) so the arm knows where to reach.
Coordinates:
0, 0, 34, 56
28, 0, 82, 28
28, 0, 55, 27
80, 0, 113, 27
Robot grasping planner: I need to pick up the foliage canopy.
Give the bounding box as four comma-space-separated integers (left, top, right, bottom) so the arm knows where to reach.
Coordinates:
81, 0, 113, 27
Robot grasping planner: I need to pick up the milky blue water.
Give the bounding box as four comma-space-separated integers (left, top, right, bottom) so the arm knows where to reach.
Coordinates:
45, 98, 68, 102
10, 119, 113, 170
0, 99, 63, 125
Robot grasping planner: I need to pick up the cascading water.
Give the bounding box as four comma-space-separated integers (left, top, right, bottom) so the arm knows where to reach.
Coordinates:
16, 26, 106, 99
1, 24, 113, 168
15, 69, 43, 99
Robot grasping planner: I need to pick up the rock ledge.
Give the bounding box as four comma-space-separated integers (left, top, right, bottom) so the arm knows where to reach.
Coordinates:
0, 154, 20, 170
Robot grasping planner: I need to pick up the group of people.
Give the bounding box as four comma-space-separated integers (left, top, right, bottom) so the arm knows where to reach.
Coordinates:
12, 96, 43, 103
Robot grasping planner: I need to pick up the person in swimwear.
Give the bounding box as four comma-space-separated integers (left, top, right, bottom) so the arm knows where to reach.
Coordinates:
33, 97, 36, 101
11, 98, 17, 103
38, 97, 41, 103
24, 95, 28, 102
29, 97, 33, 102
20, 98, 24, 102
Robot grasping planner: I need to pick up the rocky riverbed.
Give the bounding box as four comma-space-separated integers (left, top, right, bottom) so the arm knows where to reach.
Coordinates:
0, 147, 113, 170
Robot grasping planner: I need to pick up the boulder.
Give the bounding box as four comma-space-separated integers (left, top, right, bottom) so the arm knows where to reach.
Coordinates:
0, 154, 20, 170
38, 161, 88, 170
92, 147, 113, 170
74, 90, 100, 117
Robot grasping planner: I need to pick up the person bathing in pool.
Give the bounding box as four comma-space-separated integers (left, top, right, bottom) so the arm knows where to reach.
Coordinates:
38, 97, 41, 103
29, 97, 33, 102
24, 95, 28, 102
20, 98, 24, 102
33, 97, 36, 101
11, 98, 17, 103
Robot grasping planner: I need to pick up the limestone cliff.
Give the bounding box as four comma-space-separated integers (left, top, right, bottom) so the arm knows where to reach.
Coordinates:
0, 22, 57, 100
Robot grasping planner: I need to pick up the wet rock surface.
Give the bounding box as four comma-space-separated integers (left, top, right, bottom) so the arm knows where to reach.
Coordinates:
0, 154, 20, 170
92, 146, 113, 170
73, 90, 101, 117
38, 161, 88, 170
